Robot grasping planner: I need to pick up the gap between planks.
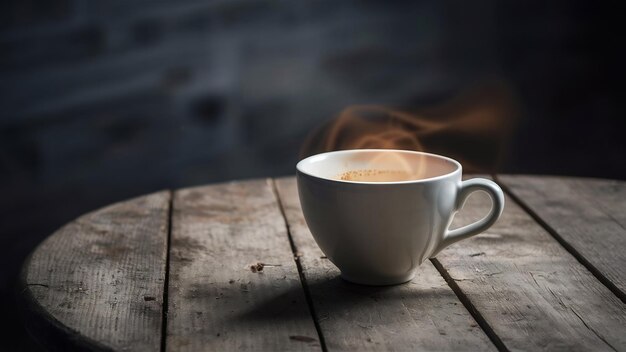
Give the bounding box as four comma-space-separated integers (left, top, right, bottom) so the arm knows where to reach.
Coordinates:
430, 258, 508, 352
161, 190, 174, 352
271, 179, 328, 352
494, 175, 626, 304
438, 174, 626, 350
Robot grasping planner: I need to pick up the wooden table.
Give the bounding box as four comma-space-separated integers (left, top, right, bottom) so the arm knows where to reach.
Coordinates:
20, 175, 626, 351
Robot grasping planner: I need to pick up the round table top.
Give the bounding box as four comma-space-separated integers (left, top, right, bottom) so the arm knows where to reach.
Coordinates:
21, 175, 626, 351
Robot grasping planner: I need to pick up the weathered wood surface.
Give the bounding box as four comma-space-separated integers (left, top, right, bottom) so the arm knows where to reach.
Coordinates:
166, 180, 320, 351
275, 177, 495, 352
21, 175, 626, 352
499, 175, 626, 301
22, 191, 171, 351
434, 176, 626, 351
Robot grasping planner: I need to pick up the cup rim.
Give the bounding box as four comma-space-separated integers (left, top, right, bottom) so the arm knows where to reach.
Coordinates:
296, 149, 462, 185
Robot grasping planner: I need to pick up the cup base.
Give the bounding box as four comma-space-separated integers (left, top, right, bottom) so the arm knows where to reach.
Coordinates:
340, 272, 416, 286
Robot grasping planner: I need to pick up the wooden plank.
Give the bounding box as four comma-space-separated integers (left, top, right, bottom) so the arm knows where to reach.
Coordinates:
498, 175, 626, 300
166, 179, 320, 351
275, 177, 495, 352
21, 191, 171, 351
434, 176, 626, 351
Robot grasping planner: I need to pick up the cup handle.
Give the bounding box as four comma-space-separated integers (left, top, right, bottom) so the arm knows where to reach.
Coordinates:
430, 178, 505, 257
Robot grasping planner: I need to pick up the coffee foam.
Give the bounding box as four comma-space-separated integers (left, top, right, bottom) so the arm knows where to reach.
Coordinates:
337, 169, 415, 182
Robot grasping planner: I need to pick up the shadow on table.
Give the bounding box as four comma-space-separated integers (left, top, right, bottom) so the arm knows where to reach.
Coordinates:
236, 274, 454, 323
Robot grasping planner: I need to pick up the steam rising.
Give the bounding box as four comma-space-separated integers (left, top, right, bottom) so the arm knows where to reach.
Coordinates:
302, 81, 518, 173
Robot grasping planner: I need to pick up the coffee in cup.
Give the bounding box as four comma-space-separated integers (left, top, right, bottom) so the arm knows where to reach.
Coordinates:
336, 169, 416, 182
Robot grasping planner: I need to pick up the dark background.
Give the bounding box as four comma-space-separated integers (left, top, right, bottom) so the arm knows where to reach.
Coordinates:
1, 0, 624, 349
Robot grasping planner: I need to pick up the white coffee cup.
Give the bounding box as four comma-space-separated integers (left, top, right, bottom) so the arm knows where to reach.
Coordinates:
296, 149, 504, 285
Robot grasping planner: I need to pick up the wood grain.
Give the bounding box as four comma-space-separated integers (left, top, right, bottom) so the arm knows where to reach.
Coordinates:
22, 191, 171, 351
499, 175, 626, 301
166, 179, 320, 352
275, 177, 495, 352
435, 176, 626, 351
